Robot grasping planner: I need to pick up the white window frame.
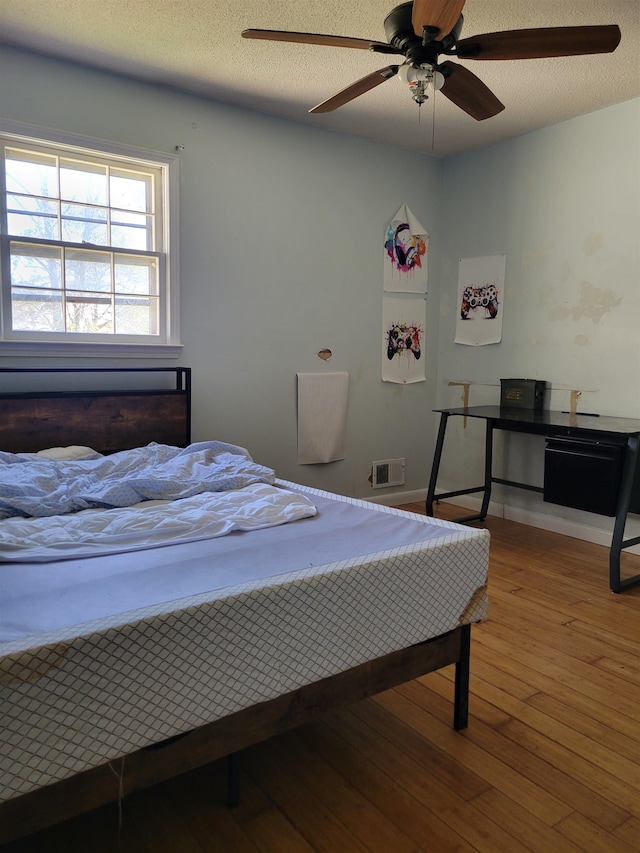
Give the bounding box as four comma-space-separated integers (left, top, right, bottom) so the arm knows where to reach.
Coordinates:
0, 120, 181, 358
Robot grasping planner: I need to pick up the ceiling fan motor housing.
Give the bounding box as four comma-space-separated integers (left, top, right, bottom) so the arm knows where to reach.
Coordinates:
383, 2, 462, 70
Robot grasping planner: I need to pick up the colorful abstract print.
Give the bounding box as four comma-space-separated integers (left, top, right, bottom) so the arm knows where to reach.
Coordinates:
385, 222, 427, 273
386, 323, 423, 361
460, 284, 499, 320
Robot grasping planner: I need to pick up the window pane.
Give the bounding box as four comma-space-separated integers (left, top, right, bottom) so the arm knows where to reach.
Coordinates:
11, 288, 64, 331
60, 158, 107, 206
61, 202, 108, 245
5, 148, 58, 197
8, 214, 60, 241
65, 249, 111, 293
7, 193, 60, 239
66, 294, 113, 333
114, 254, 158, 295
111, 211, 153, 250
110, 169, 152, 212
10, 243, 63, 290
115, 295, 159, 335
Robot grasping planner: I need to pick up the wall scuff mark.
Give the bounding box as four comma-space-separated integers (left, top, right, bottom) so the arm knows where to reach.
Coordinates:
549, 282, 622, 324
583, 233, 603, 256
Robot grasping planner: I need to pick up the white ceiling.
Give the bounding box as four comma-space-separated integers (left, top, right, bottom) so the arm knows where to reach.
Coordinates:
1, 0, 638, 158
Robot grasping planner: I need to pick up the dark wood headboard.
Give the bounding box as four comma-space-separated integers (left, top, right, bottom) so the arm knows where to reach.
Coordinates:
0, 367, 191, 454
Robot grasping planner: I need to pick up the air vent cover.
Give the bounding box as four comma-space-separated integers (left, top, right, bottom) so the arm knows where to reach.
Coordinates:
372, 458, 405, 489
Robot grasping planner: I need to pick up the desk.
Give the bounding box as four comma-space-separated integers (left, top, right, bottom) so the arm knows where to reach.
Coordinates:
426, 406, 640, 593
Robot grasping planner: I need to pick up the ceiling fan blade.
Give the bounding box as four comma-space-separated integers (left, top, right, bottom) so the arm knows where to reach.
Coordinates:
456, 25, 621, 60
309, 66, 399, 114
242, 29, 392, 52
412, 0, 467, 40
439, 61, 504, 120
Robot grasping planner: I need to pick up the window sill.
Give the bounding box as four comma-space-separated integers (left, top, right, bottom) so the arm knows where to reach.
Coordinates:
0, 340, 184, 359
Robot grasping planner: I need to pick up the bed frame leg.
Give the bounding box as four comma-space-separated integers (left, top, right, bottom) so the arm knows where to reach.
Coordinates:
227, 752, 240, 808
453, 624, 471, 731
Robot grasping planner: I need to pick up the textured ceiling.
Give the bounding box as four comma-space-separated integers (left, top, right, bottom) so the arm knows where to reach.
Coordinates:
0, 0, 638, 158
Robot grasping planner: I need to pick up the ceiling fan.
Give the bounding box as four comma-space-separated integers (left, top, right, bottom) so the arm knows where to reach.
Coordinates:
242, 0, 621, 121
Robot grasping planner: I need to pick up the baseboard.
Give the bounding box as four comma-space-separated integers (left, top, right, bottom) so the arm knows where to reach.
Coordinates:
365, 488, 426, 507
433, 492, 640, 556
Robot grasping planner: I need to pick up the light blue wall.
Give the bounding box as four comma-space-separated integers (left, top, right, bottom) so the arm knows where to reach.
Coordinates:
1, 47, 638, 524
0, 46, 443, 498
436, 99, 640, 538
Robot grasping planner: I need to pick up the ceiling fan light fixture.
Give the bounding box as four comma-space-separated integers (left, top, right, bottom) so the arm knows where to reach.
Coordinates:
432, 70, 445, 91
398, 64, 444, 104
397, 63, 445, 87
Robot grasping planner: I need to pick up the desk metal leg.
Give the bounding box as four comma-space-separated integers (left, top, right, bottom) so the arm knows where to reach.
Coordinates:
426, 412, 449, 516
427, 411, 492, 523
610, 435, 640, 593
479, 420, 494, 521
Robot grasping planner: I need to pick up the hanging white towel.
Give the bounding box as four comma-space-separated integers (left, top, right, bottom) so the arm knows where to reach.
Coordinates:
297, 372, 349, 465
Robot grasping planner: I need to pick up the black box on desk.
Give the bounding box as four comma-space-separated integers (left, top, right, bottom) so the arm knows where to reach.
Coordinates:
500, 379, 547, 411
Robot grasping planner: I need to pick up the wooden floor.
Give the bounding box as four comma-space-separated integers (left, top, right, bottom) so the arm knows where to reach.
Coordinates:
6, 504, 640, 853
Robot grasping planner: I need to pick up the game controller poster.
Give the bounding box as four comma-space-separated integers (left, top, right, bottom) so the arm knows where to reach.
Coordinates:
454, 254, 505, 346
382, 296, 426, 384
384, 204, 429, 293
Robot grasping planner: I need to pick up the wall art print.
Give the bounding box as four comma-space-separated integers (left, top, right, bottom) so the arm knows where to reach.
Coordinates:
454, 254, 506, 346
382, 296, 426, 384
383, 204, 429, 293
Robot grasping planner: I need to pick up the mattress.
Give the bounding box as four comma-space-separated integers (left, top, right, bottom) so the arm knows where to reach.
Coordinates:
0, 482, 489, 802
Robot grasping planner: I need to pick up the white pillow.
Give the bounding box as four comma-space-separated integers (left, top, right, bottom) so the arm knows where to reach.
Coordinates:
36, 445, 103, 461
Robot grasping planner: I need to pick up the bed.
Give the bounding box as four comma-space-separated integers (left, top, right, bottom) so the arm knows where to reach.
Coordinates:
0, 367, 489, 843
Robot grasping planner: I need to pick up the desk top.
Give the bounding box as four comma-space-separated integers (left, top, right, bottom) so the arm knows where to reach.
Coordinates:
434, 406, 640, 437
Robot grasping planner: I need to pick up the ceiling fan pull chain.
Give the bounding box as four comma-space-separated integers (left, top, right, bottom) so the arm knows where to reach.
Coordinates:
431, 90, 437, 153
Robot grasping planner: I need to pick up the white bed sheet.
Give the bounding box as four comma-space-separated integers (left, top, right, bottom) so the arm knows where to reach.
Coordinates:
0, 483, 317, 564
0, 483, 489, 802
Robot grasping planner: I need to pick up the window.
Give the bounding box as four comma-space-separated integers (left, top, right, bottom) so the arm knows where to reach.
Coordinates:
0, 123, 180, 356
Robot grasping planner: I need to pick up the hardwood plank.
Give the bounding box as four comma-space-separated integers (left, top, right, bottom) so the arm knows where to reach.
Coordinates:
299, 717, 475, 852
524, 692, 640, 767
124, 783, 208, 853
243, 738, 371, 853
159, 762, 262, 852
322, 706, 530, 853
498, 718, 639, 818
613, 816, 640, 847
569, 617, 640, 657
472, 626, 640, 719
471, 787, 585, 853
554, 811, 638, 853
406, 671, 629, 832
376, 682, 579, 828
241, 807, 316, 853
342, 694, 490, 803
251, 729, 420, 853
